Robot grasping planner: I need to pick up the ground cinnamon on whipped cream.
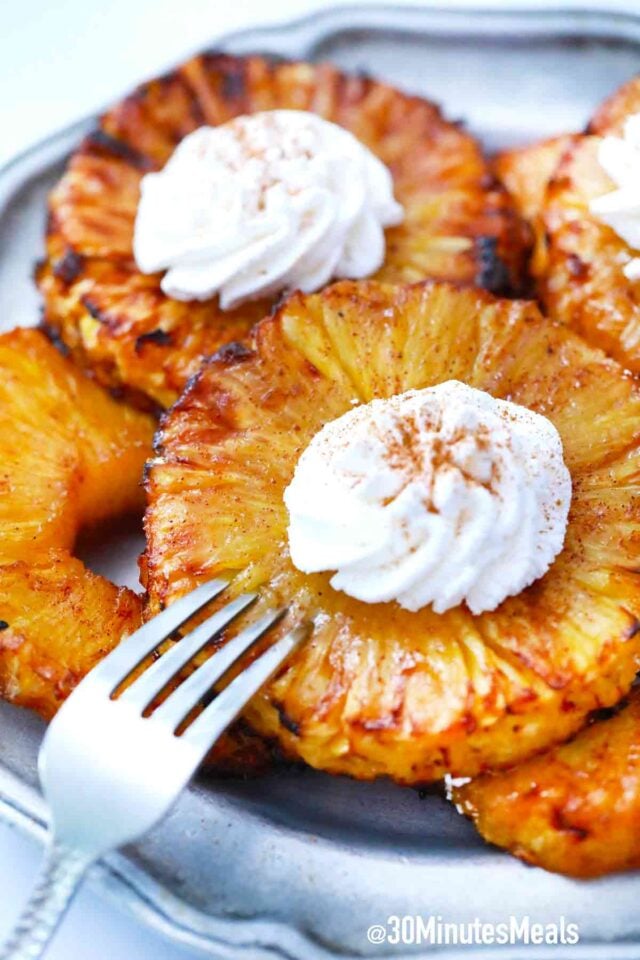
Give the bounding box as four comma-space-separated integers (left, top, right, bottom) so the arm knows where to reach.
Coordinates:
284, 381, 571, 615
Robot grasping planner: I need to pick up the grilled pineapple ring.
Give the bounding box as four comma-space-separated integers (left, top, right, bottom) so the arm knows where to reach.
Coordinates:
496, 77, 640, 373
454, 688, 640, 877
144, 281, 640, 783
39, 53, 528, 409
0, 329, 154, 718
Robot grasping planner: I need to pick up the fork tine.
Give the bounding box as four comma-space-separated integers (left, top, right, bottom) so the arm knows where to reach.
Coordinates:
151, 608, 287, 729
181, 622, 310, 756
88, 578, 230, 693
119, 593, 258, 710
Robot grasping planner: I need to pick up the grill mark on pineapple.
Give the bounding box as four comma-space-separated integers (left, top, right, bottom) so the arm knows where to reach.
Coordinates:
480, 172, 500, 192
0, 621, 8, 631
39, 322, 71, 358
202, 50, 287, 72
53, 251, 85, 285
186, 92, 207, 128
219, 61, 248, 103
210, 341, 255, 365
550, 806, 589, 841
81, 297, 109, 324
588, 697, 628, 724
275, 702, 300, 736
138, 69, 208, 130
474, 236, 512, 295
85, 130, 154, 172
566, 254, 589, 280
135, 329, 173, 354
625, 619, 640, 640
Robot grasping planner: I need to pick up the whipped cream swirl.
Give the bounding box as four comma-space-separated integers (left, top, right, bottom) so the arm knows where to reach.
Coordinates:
590, 112, 640, 281
133, 111, 403, 308
284, 381, 571, 615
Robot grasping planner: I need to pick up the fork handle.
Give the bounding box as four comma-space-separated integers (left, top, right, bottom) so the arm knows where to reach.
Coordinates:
0, 841, 92, 960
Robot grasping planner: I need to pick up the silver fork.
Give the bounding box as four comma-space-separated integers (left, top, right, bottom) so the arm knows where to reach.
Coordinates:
0, 578, 308, 960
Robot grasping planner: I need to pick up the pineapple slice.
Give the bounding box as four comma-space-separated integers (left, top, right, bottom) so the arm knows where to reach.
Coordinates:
0, 329, 153, 718
495, 135, 574, 281
39, 53, 529, 409
454, 688, 640, 877
496, 136, 572, 225
495, 77, 640, 373
144, 281, 640, 784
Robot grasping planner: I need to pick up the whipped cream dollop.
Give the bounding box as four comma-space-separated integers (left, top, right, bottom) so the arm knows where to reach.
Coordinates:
133, 111, 403, 308
590, 112, 640, 280
284, 381, 571, 615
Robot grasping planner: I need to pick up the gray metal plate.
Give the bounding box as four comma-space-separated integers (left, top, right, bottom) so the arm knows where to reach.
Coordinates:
1, 6, 640, 958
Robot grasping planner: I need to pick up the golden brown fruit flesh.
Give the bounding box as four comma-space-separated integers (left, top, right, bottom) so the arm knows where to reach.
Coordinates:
495, 135, 574, 279
144, 280, 640, 784
39, 53, 529, 409
495, 76, 640, 373
454, 688, 640, 878
0, 329, 154, 718
495, 136, 572, 226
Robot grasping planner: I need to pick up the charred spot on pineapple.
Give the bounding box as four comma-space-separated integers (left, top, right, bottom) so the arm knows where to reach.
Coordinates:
589, 699, 628, 723
82, 296, 109, 325
219, 61, 248, 102
275, 703, 300, 736
625, 619, 640, 639
0, 621, 8, 631
134, 329, 173, 354
39, 322, 70, 358
479, 171, 500, 191
84, 129, 154, 171
52, 250, 85, 285
550, 807, 589, 841
210, 341, 255, 365
566, 254, 589, 280
474, 235, 513, 295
